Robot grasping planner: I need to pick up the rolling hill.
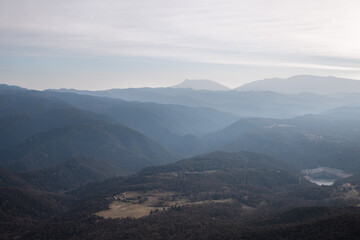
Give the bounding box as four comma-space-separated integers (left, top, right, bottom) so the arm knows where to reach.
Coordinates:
52, 86, 350, 119
236, 75, 360, 94
203, 109, 360, 172
20, 156, 122, 192
45, 91, 236, 156
0, 85, 178, 173
3, 150, 359, 239
3, 83, 360, 239
22, 151, 349, 240
71, 151, 307, 203
0, 122, 177, 173
0, 87, 113, 149
0, 85, 236, 157
0, 156, 121, 192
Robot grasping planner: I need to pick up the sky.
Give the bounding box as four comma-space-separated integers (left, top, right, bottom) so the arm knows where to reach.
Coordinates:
1, 0, 360, 90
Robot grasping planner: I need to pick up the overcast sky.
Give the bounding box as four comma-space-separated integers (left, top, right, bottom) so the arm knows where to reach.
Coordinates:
1, 0, 360, 90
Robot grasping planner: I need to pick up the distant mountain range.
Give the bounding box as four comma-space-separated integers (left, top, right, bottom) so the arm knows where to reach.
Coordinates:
51, 84, 356, 119
170, 75, 360, 94
236, 75, 360, 94
3, 81, 360, 239
4, 82, 360, 169
171, 79, 230, 91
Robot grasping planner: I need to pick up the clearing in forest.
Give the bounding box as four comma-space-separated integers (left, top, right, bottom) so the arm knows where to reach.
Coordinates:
95, 190, 233, 219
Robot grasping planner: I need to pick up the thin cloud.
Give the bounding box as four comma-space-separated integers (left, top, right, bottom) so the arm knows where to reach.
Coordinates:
1, 0, 360, 89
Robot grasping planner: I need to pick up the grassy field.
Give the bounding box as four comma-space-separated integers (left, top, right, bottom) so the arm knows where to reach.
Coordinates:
95, 201, 163, 218
95, 190, 234, 219
96, 191, 186, 219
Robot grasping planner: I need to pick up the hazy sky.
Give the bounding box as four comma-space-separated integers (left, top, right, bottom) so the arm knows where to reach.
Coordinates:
1, 0, 360, 90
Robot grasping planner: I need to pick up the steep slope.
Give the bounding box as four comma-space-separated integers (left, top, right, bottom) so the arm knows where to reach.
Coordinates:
46, 91, 236, 156
19, 156, 122, 192
0, 122, 177, 173
0, 156, 121, 237
0, 187, 71, 239
0, 107, 114, 149
0, 166, 32, 189
236, 75, 360, 94
0, 89, 112, 149
0, 157, 121, 192
0, 86, 178, 173
205, 118, 278, 148
171, 79, 230, 91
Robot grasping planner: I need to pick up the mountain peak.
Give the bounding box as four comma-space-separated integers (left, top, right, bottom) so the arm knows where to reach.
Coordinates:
171, 79, 230, 91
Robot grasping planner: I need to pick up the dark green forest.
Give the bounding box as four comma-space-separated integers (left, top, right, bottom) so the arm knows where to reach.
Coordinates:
1, 84, 360, 239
